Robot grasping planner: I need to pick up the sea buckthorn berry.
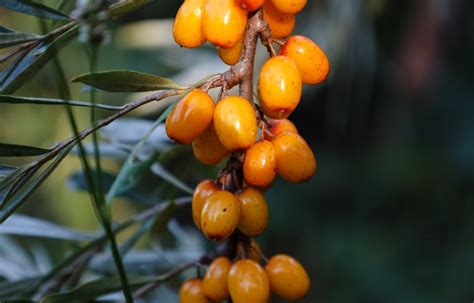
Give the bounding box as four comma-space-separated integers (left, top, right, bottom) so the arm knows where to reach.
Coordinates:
262, 1, 295, 39
272, 131, 316, 182
218, 37, 243, 65
202, 257, 232, 301
264, 118, 298, 140
192, 179, 221, 229
236, 188, 269, 237
193, 122, 230, 165
214, 96, 257, 151
179, 279, 210, 303
228, 259, 270, 303
265, 254, 310, 300
203, 0, 248, 48
243, 140, 277, 187
271, 0, 307, 14
173, 0, 207, 48
235, 0, 265, 11
258, 55, 302, 119
280, 35, 330, 84
201, 190, 241, 241
166, 89, 215, 144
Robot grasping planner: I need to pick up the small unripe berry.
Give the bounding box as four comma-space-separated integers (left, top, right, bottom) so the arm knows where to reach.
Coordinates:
173, 0, 207, 48
193, 122, 230, 165
192, 179, 220, 229
259, 56, 302, 119
280, 35, 330, 84
203, 0, 248, 48
179, 279, 210, 303
166, 89, 214, 144
235, 0, 265, 11
201, 190, 241, 241
243, 140, 277, 187
202, 257, 232, 301
236, 188, 269, 237
271, 0, 307, 14
272, 131, 316, 182
262, 1, 295, 38
265, 254, 310, 300
264, 118, 298, 140
214, 96, 258, 151
228, 259, 270, 303
218, 37, 243, 65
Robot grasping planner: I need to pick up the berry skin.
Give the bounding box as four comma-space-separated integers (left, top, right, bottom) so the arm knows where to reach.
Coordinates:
173, 0, 207, 48
265, 254, 310, 300
236, 188, 269, 237
201, 190, 241, 241
192, 179, 221, 229
202, 257, 232, 301
235, 0, 265, 11
280, 35, 330, 84
213, 96, 258, 151
258, 55, 302, 119
192, 122, 230, 165
272, 131, 316, 182
243, 140, 277, 187
218, 37, 243, 65
179, 279, 210, 303
228, 259, 270, 303
166, 89, 215, 144
271, 0, 307, 14
264, 118, 298, 140
203, 0, 248, 48
262, 1, 295, 39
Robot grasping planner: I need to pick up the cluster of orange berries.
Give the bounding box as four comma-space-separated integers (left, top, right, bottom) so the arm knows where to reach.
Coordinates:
169, 0, 329, 302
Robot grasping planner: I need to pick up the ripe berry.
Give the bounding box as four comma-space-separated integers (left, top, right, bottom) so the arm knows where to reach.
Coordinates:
258, 55, 302, 119
203, 0, 248, 48
192, 122, 230, 165
243, 140, 277, 187
265, 254, 310, 300
228, 259, 270, 303
280, 35, 330, 84
179, 279, 210, 303
202, 257, 232, 301
173, 0, 207, 48
213, 96, 257, 151
201, 190, 241, 241
236, 188, 269, 237
262, 1, 295, 39
272, 131, 316, 182
218, 37, 243, 65
235, 0, 265, 11
192, 179, 221, 229
271, 0, 307, 14
166, 89, 214, 144
264, 118, 298, 140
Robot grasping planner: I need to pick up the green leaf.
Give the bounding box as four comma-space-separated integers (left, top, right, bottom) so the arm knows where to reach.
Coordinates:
0, 142, 50, 157
0, 95, 122, 110
151, 162, 194, 194
0, 277, 41, 298
0, 164, 17, 179
0, 0, 71, 21
71, 70, 186, 93
109, 0, 152, 18
0, 30, 41, 49
149, 201, 176, 246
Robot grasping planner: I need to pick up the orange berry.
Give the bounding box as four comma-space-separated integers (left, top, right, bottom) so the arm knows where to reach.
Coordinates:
235, 0, 265, 11
179, 279, 210, 303
218, 37, 243, 65
272, 131, 316, 182
202, 257, 232, 301
203, 0, 248, 48
193, 122, 230, 165
214, 96, 257, 151
270, 0, 307, 14
192, 179, 221, 229
166, 89, 215, 144
262, 1, 295, 38
236, 188, 269, 237
258, 56, 302, 119
265, 254, 310, 300
201, 190, 241, 241
228, 259, 270, 303
173, 0, 207, 48
243, 140, 277, 187
280, 35, 330, 84
264, 118, 298, 140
